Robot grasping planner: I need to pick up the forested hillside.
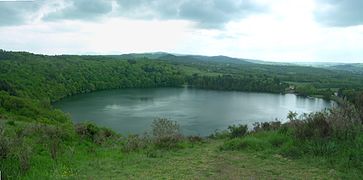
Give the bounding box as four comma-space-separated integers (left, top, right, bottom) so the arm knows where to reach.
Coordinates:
0, 51, 185, 102
114, 52, 363, 99
1, 50, 363, 124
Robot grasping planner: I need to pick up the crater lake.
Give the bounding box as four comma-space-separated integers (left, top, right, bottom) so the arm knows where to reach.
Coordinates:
54, 88, 334, 136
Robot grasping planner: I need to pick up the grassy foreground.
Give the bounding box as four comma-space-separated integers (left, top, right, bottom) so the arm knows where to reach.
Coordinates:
42, 140, 333, 179
0, 120, 333, 179
1, 113, 362, 179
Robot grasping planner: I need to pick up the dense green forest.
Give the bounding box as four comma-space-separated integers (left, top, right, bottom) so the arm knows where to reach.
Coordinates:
117, 53, 363, 99
1, 50, 363, 179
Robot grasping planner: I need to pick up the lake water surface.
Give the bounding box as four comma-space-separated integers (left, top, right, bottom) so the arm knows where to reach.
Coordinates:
54, 88, 334, 136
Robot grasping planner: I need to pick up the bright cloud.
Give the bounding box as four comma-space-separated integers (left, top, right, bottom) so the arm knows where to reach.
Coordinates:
0, 0, 363, 62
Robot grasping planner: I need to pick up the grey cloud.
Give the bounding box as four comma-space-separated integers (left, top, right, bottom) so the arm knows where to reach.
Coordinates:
0, 1, 43, 26
0, 0, 263, 29
43, 0, 113, 21
116, 0, 263, 29
315, 0, 363, 27
179, 0, 261, 28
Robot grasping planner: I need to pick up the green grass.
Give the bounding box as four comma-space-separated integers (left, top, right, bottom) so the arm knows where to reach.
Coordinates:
17, 139, 333, 179
0, 119, 333, 179
2, 106, 363, 179
220, 130, 363, 179
2, 118, 362, 179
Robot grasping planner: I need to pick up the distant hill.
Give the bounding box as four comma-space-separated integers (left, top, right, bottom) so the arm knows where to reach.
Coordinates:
244, 59, 293, 66
113, 52, 253, 65
292, 61, 363, 74
327, 64, 363, 74
2, 49, 362, 75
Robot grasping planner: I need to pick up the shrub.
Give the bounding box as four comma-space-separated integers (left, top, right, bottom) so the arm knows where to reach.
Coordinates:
279, 141, 303, 158
6, 120, 15, 126
291, 112, 333, 140
208, 129, 230, 139
100, 127, 115, 138
306, 140, 338, 156
145, 148, 163, 158
18, 145, 32, 174
7, 131, 33, 174
253, 121, 281, 132
151, 118, 182, 149
93, 127, 117, 145
75, 122, 116, 144
24, 124, 70, 160
122, 134, 150, 153
220, 138, 247, 151
42, 126, 65, 160
0, 124, 10, 159
187, 135, 204, 143
228, 124, 248, 138
152, 118, 181, 139
154, 136, 182, 149
221, 136, 270, 151
277, 124, 290, 135
327, 104, 362, 139
267, 133, 289, 147
75, 123, 99, 140
291, 102, 362, 141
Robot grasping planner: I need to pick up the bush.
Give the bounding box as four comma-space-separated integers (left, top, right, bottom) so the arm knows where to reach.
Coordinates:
92, 127, 117, 145
154, 136, 182, 149
292, 112, 333, 140
17, 145, 32, 174
75, 123, 99, 140
122, 134, 150, 153
22, 124, 71, 160
228, 124, 248, 138
266, 133, 289, 147
122, 119, 187, 152
152, 118, 181, 139
6, 131, 33, 174
253, 121, 281, 132
291, 102, 362, 141
145, 148, 163, 158
187, 135, 204, 143
75, 122, 116, 144
6, 120, 15, 126
327, 104, 362, 139
208, 129, 230, 139
306, 140, 338, 156
0, 124, 10, 159
41, 126, 66, 160
151, 118, 182, 149
277, 124, 290, 135
279, 141, 303, 158
221, 136, 270, 151
220, 138, 247, 151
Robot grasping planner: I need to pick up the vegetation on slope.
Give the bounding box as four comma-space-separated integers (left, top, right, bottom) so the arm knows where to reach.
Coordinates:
0, 119, 335, 179
219, 102, 363, 179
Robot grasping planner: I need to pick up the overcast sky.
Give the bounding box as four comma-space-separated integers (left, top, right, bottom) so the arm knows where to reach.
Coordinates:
0, 0, 363, 62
